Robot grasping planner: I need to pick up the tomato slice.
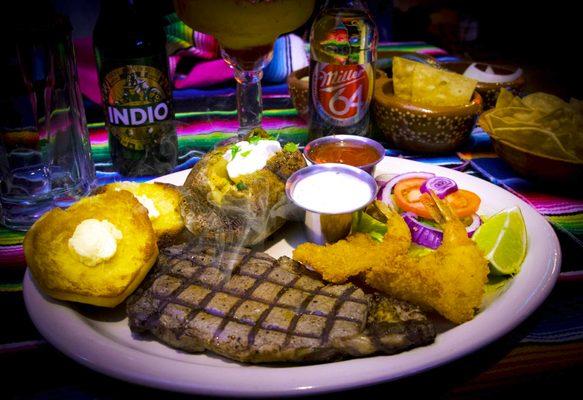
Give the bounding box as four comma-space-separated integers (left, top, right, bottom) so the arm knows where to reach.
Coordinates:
445, 189, 481, 217
394, 178, 431, 218
394, 178, 481, 219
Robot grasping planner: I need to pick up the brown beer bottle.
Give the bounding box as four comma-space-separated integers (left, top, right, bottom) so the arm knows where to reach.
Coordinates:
93, 0, 177, 177
308, 0, 378, 140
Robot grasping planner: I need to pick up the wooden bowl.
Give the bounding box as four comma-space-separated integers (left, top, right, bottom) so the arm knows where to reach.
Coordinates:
478, 112, 583, 187
491, 138, 583, 186
372, 76, 483, 153
287, 66, 310, 121
442, 61, 525, 110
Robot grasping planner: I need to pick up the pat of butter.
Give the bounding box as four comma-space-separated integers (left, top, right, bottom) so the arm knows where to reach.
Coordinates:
135, 194, 160, 220
68, 219, 123, 266
223, 139, 281, 179
112, 185, 159, 220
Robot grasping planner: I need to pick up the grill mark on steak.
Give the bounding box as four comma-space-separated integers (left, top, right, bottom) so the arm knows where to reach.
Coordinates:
128, 242, 436, 363
161, 267, 368, 306
172, 244, 258, 341
159, 271, 365, 325
281, 283, 321, 348
142, 241, 210, 331
248, 274, 301, 346
213, 258, 277, 344
144, 242, 250, 335
320, 286, 358, 346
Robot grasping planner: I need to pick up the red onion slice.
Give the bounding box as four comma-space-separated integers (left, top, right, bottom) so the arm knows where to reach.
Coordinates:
375, 173, 395, 187
403, 212, 482, 249
403, 212, 443, 249
466, 213, 482, 237
375, 174, 396, 200
379, 172, 435, 208
420, 176, 458, 199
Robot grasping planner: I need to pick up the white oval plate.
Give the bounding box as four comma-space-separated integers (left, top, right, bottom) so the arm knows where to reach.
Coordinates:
24, 157, 560, 397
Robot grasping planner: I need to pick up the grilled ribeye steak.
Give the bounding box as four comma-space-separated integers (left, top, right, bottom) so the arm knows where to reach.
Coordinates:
127, 242, 436, 363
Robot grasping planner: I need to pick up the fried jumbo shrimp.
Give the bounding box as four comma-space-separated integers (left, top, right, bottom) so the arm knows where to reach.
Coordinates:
365, 193, 489, 324
292, 201, 411, 283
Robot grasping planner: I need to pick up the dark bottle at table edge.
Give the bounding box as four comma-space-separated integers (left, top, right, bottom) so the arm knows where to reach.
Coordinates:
93, 0, 177, 177
308, 0, 378, 140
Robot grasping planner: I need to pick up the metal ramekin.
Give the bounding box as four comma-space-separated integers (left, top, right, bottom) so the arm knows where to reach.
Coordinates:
303, 135, 385, 176
286, 163, 377, 245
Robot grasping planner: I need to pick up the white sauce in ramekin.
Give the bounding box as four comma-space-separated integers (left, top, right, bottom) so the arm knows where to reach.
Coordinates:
291, 170, 374, 214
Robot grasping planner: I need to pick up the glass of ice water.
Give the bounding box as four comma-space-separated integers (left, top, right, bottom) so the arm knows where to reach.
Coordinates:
0, 13, 96, 231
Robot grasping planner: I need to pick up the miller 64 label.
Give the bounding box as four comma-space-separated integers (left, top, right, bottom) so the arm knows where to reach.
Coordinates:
312, 62, 373, 127
102, 65, 172, 150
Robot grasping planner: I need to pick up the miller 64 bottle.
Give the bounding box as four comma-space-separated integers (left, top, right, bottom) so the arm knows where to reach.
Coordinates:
94, 0, 177, 176
308, 0, 378, 139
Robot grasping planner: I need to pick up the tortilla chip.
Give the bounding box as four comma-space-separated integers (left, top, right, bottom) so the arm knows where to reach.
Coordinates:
392, 57, 417, 100
497, 90, 527, 109
411, 63, 477, 107
569, 97, 583, 113
488, 107, 543, 126
495, 88, 516, 108
480, 90, 583, 163
523, 92, 567, 113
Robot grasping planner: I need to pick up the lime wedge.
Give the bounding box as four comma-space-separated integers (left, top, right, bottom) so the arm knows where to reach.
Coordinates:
472, 207, 527, 275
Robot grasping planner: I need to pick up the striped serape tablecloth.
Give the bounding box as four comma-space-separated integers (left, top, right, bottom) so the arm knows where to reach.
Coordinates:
2, 42, 582, 397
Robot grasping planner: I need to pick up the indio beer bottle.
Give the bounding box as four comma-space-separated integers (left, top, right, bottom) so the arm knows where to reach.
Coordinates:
93, 0, 177, 177
308, 0, 378, 139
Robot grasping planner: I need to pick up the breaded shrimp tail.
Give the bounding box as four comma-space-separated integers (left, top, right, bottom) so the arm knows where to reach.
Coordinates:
293, 233, 384, 283
293, 201, 411, 284
365, 231, 489, 324
366, 193, 489, 324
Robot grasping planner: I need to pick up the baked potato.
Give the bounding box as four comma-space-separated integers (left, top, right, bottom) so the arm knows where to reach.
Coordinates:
24, 190, 158, 307
181, 131, 306, 245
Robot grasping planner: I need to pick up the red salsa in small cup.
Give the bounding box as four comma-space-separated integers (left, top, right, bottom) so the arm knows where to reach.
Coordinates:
307, 140, 381, 167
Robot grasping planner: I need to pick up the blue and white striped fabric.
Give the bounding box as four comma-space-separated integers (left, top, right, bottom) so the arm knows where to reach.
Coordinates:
264, 34, 309, 83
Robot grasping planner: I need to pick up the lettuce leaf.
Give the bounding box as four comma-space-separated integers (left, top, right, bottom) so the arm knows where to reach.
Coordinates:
351, 211, 388, 242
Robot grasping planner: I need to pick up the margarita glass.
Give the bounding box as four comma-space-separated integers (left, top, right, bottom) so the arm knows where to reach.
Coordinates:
174, 0, 316, 133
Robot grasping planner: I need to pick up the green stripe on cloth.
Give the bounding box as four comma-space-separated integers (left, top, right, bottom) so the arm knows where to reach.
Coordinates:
90, 143, 111, 162
548, 214, 583, 236
177, 108, 301, 119
378, 42, 447, 53
0, 282, 23, 292
178, 127, 308, 152
0, 227, 25, 246
164, 13, 195, 54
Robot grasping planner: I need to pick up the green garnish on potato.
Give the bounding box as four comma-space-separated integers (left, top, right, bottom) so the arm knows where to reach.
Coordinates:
230, 144, 241, 159
236, 182, 248, 191
283, 142, 299, 153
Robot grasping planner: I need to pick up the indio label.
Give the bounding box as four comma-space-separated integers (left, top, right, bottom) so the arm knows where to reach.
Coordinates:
312, 63, 373, 127
102, 65, 172, 150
